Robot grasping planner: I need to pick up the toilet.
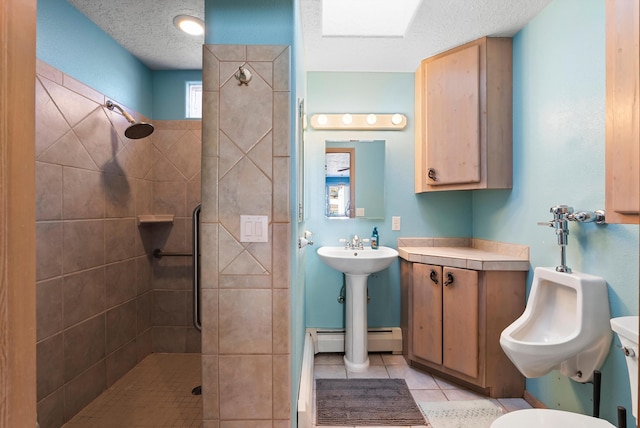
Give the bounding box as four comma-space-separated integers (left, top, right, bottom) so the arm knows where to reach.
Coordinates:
610, 316, 639, 426
491, 267, 614, 428
499, 267, 612, 382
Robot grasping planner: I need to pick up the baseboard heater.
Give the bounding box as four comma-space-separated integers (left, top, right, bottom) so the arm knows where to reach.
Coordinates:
308, 327, 403, 355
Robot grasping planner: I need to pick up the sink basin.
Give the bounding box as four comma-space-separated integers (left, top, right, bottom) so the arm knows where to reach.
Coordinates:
317, 246, 399, 275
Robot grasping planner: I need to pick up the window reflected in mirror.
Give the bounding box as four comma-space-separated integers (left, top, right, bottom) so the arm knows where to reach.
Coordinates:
325, 148, 355, 218
324, 140, 385, 220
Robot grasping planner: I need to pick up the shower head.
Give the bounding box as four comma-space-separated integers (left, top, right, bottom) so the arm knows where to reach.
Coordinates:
105, 100, 154, 139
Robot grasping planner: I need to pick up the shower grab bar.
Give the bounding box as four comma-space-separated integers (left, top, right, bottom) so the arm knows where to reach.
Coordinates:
152, 249, 193, 259
192, 204, 202, 332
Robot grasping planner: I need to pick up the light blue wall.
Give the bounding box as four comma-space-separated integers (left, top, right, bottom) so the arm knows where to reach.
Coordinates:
152, 70, 203, 120
36, 0, 153, 117
304, 72, 472, 329
205, 0, 293, 45
473, 0, 639, 425
37, 0, 200, 120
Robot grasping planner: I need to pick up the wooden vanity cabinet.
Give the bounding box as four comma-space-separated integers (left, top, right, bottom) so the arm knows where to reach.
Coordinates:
401, 259, 525, 398
605, 0, 639, 224
414, 37, 513, 193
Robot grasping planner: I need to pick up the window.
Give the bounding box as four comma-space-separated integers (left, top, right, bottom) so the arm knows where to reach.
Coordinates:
186, 81, 202, 118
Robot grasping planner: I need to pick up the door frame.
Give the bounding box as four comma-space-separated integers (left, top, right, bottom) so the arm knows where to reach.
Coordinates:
0, 0, 37, 425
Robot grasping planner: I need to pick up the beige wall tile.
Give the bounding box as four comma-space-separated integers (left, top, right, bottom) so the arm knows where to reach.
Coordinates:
38, 129, 99, 170
203, 47, 221, 91
201, 289, 219, 355
64, 315, 106, 382
165, 131, 202, 180
272, 92, 290, 157
63, 167, 105, 219
202, 355, 219, 420
63, 267, 105, 328
153, 129, 187, 154
39, 76, 99, 128
272, 290, 290, 354
219, 289, 272, 354
136, 329, 153, 362
250, 62, 273, 87
153, 181, 187, 216
36, 278, 63, 341
105, 218, 137, 263
272, 354, 291, 419
106, 300, 138, 353
152, 326, 186, 353
105, 339, 137, 387
62, 73, 104, 105
272, 157, 290, 222
36, 221, 63, 280
36, 333, 64, 401
219, 275, 271, 289
73, 108, 125, 170
187, 172, 202, 214
220, 75, 273, 152
63, 361, 106, 421
247, 45, 287, 62
152, 257, 190, 290
105, 259, 137, 308
200, 156, 219, 223
273, 48, 290, 92
153, 290, 187, 326
63, 220, 104, 273
272, 223, 290, 289
104, 173, 135, 218
136, 255, 153, 295
36, 162, 62, 220
152, 217, 187, 253
136, 291, 153, 334
35, 78, 72, 157
36, 59, 63, 84
37, 388, 65, 428
201, 91, 219, 158
219, 355, 272, 420
200, 223, 218, 289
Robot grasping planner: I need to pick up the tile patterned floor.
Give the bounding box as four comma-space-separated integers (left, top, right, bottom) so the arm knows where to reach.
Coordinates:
62, 351, 531, 428
63, 353, 202, 428
312, 353, 532, 428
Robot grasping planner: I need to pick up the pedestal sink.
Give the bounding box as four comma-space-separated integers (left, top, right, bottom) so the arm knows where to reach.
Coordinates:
317, 246, 399, 372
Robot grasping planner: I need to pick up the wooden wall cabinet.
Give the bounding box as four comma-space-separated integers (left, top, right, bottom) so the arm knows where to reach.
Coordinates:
414, 37, 513, 193
605, 0, 639, 224
400, 259, 525, 398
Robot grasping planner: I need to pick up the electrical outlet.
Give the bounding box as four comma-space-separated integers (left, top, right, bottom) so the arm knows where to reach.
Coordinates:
392, 216, 401, 231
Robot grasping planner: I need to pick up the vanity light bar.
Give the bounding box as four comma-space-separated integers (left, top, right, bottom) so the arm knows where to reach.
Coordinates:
310, 113, 407, 130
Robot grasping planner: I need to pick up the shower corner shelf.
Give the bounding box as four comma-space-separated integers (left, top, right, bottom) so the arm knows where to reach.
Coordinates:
137, 214, 174, 225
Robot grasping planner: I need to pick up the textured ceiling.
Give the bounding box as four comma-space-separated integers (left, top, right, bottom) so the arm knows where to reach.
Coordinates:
68, 0, 553, 72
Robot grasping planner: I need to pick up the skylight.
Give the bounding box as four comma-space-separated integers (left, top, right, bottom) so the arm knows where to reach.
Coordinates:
322, 0, 422, 37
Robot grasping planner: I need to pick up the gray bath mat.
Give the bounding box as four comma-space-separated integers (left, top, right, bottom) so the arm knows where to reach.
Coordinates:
316, 378, 426, 426
419, 399, 504, 428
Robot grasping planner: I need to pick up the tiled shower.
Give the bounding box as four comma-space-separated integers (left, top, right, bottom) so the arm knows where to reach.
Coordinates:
34, 59, 202, 427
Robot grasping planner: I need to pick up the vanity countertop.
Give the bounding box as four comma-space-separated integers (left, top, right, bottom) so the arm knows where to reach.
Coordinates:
397, 237, 530, 271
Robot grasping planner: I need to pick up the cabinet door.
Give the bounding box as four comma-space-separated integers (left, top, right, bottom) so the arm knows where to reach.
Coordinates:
606, 0, 639, 224
412, 264, 442, 365
442, 267, 479, 378
425, 44, 480, 185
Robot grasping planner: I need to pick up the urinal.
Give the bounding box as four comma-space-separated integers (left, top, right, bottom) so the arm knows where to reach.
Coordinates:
500, 267, 612, 382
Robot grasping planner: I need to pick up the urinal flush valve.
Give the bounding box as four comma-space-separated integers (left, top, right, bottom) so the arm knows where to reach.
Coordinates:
538, 205, 606, 273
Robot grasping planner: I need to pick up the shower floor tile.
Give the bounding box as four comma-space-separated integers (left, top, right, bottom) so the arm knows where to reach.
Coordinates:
63, 353, 202, 428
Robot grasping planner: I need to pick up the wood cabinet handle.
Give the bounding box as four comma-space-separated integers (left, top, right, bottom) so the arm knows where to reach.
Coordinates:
427, 168, 438, 181
443, 272, 454, 287
429, 269, 439, 285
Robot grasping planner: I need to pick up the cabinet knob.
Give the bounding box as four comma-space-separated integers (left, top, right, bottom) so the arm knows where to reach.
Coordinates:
443, 272, 454, 287
427, 168, 438, 181
429, 269, 439, 285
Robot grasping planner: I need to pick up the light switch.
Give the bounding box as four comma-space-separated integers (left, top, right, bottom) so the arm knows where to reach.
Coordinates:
240, 215, 268, 242
392, 216, 401, 231
355, 208, 365, 217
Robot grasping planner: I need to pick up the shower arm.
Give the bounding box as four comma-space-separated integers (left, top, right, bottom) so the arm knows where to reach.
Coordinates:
106, 100, 136, 124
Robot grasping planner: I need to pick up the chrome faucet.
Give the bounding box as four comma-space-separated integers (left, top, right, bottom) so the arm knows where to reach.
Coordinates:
538, 205, 606, 273
339, 235, 366, 250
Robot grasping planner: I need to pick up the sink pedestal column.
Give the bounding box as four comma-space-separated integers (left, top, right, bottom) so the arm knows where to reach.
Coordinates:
344, 274, 370, 372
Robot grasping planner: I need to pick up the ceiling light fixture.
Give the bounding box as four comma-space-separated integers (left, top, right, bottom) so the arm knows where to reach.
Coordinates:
310, 113, 407, 130
173, 15, 205, 36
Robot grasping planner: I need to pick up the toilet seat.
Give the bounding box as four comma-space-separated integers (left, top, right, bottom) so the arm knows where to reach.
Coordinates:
491, 409, 615, 428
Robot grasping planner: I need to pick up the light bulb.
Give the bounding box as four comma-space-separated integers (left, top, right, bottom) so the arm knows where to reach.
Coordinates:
391, 114, 403, 125
174, 15, 205, 36
366, 114, 377, 125
342, 114, 353, 125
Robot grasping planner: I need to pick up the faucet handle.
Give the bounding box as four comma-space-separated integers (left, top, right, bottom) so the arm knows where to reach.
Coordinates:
339, 238, 350, 249
537, 221, 554, 227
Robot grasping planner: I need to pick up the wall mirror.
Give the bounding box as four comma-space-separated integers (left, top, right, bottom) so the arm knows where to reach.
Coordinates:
325, 140, 385, 219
